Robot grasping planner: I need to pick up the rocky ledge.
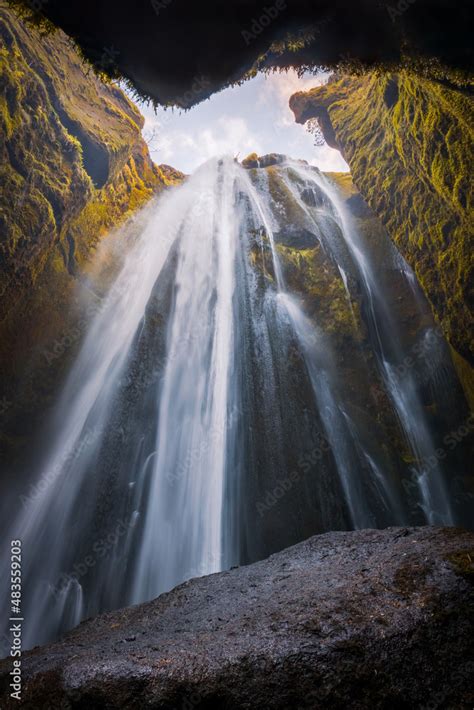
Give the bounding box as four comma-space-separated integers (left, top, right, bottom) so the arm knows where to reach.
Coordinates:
0, 526, 473, 708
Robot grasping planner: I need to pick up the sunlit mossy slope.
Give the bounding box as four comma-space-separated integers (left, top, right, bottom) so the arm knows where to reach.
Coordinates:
0, 3, 182, 455
0, 2, 181, 322
290, 72, 474, 404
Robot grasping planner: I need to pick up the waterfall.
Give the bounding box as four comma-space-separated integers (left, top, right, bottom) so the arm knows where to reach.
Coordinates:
132, 160, 238, 600
0, 156, 466, 651
237, 167, 378, 527
276, 161, 455, 524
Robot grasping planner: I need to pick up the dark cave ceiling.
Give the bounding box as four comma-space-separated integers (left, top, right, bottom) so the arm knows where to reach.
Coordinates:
8, 0, 473, 106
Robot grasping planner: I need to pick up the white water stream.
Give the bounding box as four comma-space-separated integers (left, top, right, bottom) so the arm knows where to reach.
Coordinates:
0, 156, 463, 650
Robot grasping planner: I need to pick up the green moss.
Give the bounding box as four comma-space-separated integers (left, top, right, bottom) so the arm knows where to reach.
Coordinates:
446, 550, 474, 583
0, 5, 184, 460
266, 166, 309, 227
242, 152, 259, 168
0, 3, 180, 314
449, 348, 474, 412
291, 71, 474, 402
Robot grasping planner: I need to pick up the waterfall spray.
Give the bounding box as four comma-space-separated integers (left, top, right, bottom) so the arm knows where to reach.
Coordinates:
0, 156, 463, 650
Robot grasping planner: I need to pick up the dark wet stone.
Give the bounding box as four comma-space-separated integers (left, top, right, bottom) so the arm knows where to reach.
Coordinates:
273, 226, 319, 249
242, 153, 288, 169
301, 186, 326, 208
0, 526, 472, 709
346, 193, 372, 218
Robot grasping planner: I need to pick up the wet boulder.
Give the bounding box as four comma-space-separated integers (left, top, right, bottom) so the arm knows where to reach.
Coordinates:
1, 526, 472, 709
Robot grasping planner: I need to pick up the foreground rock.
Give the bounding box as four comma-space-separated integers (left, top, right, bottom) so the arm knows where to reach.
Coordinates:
0, 527, 473, 708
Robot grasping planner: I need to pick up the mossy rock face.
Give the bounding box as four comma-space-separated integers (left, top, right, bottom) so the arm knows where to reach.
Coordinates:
0, 5, 184, 462
246, 163, 410, 458
290, 72, 474, 402
244, 160, 472, 505
242, 152, 259, 168
0, 4, 184, 321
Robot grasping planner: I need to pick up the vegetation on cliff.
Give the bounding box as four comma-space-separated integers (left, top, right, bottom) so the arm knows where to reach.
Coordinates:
0, 4, 183, 461
290, 72, 474, 404
0, 3, 181, 318
242, 157, 464, 475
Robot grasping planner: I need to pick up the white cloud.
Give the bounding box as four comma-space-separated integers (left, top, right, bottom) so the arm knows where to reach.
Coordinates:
133, 69, 348, 173
147, 116, 262, 170
257, 70, 328, 127
309, 144, 348, 172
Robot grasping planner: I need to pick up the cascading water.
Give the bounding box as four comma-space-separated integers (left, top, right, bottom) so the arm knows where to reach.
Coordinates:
1, 155, 469, 651
274, 160, 456, 524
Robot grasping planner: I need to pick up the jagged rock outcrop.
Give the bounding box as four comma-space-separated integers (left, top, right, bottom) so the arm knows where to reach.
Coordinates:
290, 72, 474, 405
0, 526, 472, 708
242, 152, 290, 169
0, 4, 183, 460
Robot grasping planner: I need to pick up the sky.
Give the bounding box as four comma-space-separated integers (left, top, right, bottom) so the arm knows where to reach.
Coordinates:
127, 70, 349, 175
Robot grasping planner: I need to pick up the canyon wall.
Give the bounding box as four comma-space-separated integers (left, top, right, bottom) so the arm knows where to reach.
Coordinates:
290, 72, 474, 406
0, 4, 182, 461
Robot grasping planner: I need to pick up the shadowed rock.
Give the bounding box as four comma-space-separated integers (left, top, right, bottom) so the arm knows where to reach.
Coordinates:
1, 526, 472, 708
6, 0, 473, 105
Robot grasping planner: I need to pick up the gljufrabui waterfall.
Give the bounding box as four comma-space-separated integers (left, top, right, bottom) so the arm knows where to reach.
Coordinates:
1, 155, 470, 650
